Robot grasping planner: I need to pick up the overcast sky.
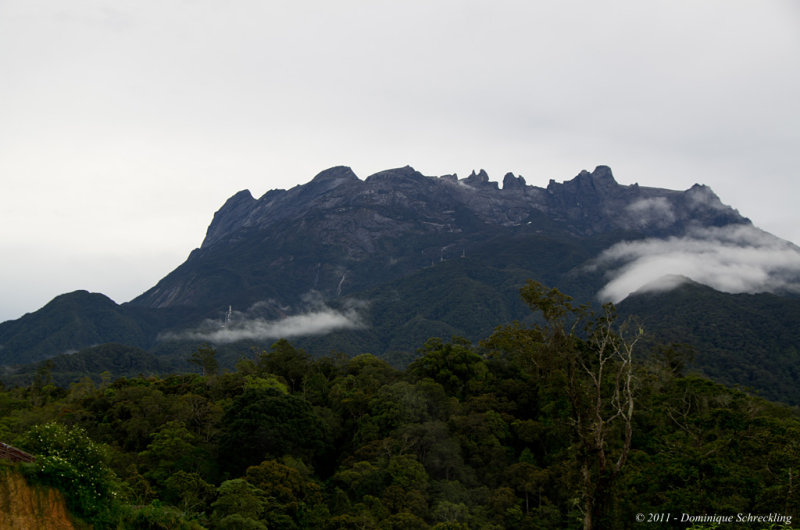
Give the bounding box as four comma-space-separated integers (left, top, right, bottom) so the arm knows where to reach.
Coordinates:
1, 0, 799, 322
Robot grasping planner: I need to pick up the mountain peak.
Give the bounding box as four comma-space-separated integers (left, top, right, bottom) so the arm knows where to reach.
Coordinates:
463, 169, 498, 189
591, 164, 615, 181
202, 189, 258, 248
574, 165, 617, 187
548, 165, 619, 196
311, 166, 359, 183
365, 166, 426, 183
502, 172, 526, 191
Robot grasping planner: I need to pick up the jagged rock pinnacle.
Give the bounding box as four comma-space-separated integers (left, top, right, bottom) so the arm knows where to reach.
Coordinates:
502, 172, 526, 191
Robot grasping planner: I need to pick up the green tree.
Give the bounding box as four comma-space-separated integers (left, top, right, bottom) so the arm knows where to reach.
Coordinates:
138, 420, 207, 489
506, 454, 549, 516
94, 383, 189, 451
481, 281, 642, 528
516, 280, 642, 530
218, 387, 326, 475
387, 454, 429, 491
189, 344, 219, 376
333, 460, 390, 502
21, 422, 119, 519
30, 359, 62, 406
395, 420, 466, 482
245, 458, 329, 528
369, 381, 429, 434
382, 511, 429, 529
328, 354, 399, 430
163, 470, 215, 514
409, 337, 488, 400
212, 478, 268, 527
258, 339, 310, 393
119, 501, 207, 529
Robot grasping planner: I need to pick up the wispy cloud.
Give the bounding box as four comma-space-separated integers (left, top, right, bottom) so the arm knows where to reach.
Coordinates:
591, 224, 800, 303
159, 297, 367, 344
624, 197, 676, 229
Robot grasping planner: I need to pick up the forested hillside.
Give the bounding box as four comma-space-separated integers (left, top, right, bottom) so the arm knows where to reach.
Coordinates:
619, 282, 800, 405
1, 283, 798, 529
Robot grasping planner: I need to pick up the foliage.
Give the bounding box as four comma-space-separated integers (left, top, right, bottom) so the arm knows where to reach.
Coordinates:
20, 422, 119, 520
1, 283, 800, 529
409, 337, 489, 400
117, 500, 207, 529
189, 344, 219, 377
618, 282, 800, 405
218, 387, 326, 476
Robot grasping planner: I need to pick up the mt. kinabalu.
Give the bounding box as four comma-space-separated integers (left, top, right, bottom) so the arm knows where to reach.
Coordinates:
3, 164, 800, 404
131, 164, 747, 314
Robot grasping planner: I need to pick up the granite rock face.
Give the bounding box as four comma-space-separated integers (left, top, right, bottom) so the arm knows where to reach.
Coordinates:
131, 165, 748, 316
203, 164, 746, 250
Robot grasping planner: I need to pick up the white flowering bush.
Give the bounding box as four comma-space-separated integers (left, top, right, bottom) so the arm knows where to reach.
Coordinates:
22, 422, 118, 519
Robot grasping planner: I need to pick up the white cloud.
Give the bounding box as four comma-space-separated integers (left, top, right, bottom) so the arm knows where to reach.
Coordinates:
159, 298, 366, 344
624, 197, 676, 229
593, 224, 800, 303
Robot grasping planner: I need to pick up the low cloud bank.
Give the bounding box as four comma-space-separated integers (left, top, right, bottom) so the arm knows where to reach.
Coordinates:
160, 298, 366, 344
592, 224, 800, 303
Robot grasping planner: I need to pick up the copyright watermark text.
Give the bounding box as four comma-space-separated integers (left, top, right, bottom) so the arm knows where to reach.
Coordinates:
635, 512, 793, 525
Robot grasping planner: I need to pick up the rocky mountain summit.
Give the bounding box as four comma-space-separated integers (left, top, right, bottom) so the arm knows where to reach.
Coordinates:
203, 165, 744, 247
131, 165, 748, 316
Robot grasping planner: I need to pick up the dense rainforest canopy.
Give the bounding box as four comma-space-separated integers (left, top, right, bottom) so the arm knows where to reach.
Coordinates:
1, 282, 798, 529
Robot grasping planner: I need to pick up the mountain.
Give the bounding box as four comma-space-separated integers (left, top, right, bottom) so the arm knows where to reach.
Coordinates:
0, 290, 182, 366
618, 281, 800, 404
2, 164, 800, 403
0, 291, 152, 365
131, 164, 748, 317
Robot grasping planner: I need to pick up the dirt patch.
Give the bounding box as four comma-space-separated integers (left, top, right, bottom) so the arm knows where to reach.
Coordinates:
0, 468, 77, 530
